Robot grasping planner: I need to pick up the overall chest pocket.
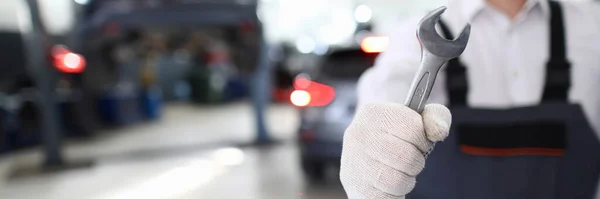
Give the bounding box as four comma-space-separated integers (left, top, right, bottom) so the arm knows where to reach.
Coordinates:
456, 121, 567, 199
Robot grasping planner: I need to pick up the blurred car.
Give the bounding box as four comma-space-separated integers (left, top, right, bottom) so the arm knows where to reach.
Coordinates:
273, 20, 377, 104
271, 42, 323, 103
292, 36, 388, 179
0, 0, 89, 151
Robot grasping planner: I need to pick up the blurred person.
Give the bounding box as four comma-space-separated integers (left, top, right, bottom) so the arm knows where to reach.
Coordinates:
339, 0, 600, 199
113, 29, 144, 87
140, 33, 167, 89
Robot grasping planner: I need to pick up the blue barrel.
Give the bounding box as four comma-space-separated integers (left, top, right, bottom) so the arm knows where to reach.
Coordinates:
98, 87, 142, 126
140, 86, 162, 120
223, 75, 248, 102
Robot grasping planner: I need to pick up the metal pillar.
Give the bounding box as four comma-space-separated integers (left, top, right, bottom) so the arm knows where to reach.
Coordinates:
25, 0, 65, 167
252, 36, 273, 143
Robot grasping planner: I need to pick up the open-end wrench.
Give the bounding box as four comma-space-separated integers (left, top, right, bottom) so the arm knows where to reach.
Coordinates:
404, 6, 470, 156
404, 6, 471, 113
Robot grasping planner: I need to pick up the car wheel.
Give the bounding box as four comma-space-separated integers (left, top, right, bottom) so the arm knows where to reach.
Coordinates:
301, 158, 326, 181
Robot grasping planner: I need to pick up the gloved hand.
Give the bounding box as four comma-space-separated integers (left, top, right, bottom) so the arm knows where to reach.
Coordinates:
340, 103, 452, 199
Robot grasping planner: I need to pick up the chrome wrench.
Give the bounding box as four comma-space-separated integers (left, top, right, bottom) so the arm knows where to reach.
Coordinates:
404, 6, 471, 155
405, 6, 471, 113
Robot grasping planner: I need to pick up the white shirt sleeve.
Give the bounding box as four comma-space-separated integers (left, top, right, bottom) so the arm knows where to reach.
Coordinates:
356, 16, 448, 108
557, 3, 600, 198
563, 2, 600, 136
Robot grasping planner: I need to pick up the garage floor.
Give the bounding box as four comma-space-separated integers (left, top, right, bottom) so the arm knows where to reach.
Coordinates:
0, 102, 347, 199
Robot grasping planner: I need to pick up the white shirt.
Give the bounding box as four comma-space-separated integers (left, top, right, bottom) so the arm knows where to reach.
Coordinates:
358, 0, 600, 137
357, 0, 600, 197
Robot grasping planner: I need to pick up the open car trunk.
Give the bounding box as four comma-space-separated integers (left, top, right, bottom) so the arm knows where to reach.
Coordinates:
79, 1, 262, 100
82, 0, 262, 75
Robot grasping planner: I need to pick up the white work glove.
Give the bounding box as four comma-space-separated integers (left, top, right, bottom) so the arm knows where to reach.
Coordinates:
340, 103, 452, 199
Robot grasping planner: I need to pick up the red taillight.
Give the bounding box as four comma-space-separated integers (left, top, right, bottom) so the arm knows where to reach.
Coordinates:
103, 22, 120, 36
299, 130, 315, 142
240, 20, 255, 33
294, 76, 312, 89
360, 36, 390, 53
291, 78, 335, 107
205, 51, 229, 63
51, 46, 86, 73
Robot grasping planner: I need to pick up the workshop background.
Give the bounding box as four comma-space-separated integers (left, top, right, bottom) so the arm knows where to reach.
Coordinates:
0, 0, 596, 199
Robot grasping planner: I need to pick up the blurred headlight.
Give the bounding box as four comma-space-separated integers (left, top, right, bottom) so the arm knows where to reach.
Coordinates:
361, 36, 390, 53
355, 5, 372, 23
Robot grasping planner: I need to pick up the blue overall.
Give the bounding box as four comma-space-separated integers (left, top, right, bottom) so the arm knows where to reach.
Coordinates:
408, 2, 600, 199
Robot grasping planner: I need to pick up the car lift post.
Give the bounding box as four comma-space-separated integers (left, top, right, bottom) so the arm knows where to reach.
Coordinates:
252, 35, 273, 144
25, 0, 65, 167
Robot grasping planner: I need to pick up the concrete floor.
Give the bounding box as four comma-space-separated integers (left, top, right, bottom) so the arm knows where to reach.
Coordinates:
0, 102, 347, 199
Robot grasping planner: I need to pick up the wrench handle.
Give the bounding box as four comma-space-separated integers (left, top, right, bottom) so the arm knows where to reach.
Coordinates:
405, 71, 432, 113
404, 52, 448, 113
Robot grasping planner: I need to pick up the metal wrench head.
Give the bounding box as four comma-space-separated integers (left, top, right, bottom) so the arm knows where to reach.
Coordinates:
417, 6, 471, 59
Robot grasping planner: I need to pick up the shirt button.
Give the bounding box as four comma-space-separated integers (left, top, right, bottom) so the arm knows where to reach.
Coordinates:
513, 71, 519, 78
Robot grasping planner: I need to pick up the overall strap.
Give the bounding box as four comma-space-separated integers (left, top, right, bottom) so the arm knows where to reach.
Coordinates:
542, 1, 570, 102
439, 0, 571, 106
438, 20, 468, 106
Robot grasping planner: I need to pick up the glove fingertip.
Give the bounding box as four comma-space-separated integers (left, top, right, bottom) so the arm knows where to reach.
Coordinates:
422, 104, 452, 142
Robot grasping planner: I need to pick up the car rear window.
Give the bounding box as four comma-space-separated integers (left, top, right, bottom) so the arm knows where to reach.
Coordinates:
319, 49, 376, 79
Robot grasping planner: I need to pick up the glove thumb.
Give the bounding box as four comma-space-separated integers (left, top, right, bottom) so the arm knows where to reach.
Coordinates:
421, 104, 452, 142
